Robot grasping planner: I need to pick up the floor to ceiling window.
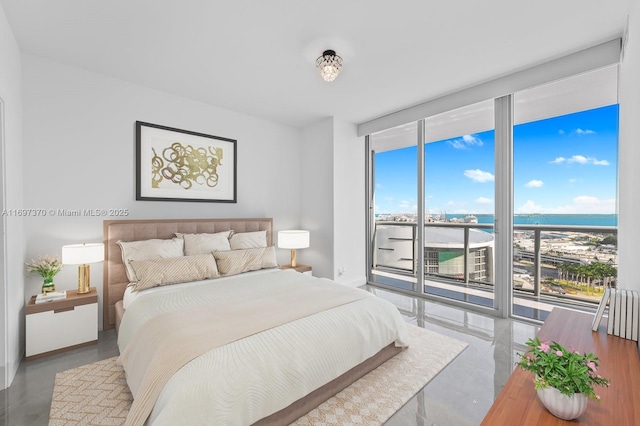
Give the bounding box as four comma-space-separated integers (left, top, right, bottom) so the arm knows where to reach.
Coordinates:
511, 66, 619, 321
422, 100, 496, 308
365, 60, 619, 322
370, 122, 418, 291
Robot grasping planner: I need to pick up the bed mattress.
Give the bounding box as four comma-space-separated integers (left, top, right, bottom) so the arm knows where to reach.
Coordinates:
117, 269, 409, 425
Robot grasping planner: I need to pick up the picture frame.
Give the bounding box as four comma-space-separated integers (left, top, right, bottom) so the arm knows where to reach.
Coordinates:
136, 121, 237, 203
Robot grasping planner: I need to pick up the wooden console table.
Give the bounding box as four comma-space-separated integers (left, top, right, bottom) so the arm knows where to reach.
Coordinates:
481, 308, 640, 425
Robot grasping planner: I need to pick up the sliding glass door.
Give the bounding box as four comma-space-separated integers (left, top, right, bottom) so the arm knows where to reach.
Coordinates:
422, 100, 496, 308
511, 66, 619, 321
369, 123, 417, 291
366, 66, 618, 321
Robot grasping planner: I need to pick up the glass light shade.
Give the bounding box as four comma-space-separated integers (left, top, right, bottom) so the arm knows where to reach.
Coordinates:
316, 50, 343, 82
61, 243, 105, 265
278, 230, 310, 249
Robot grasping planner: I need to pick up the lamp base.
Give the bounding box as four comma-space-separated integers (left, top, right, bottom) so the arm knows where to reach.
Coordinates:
77, 264, 91, 294
290, 249, 297, 268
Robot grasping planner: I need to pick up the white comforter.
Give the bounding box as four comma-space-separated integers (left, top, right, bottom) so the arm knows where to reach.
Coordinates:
118, 269, 409, 425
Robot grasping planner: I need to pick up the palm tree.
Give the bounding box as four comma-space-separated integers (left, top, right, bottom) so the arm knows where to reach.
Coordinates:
559, 262, 577, 283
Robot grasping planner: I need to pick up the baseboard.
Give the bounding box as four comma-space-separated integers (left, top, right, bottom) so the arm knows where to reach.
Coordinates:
337, 276, 366, 288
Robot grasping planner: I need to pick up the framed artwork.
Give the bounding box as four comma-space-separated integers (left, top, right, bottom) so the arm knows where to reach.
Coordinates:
136, 121, 237, 203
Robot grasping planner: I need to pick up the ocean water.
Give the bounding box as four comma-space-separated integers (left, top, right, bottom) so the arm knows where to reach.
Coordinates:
445, 214, 617, 227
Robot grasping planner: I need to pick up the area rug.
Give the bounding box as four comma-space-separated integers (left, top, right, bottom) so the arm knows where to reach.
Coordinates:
49, 324, 467, 425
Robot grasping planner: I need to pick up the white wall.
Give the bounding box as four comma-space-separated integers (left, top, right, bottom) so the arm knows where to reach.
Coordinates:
618, 2, 640, 292
0, 4, 25, 389
333, 119, 366, 286
300, 118, 334, 278
299, 117, 366, 286
22, 55, 303, 328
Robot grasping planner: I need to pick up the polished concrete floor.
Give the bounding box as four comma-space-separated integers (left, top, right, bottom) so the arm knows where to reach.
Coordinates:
370, 287, 539, 426
0, 287, 539, 426
0, 330, 119, 426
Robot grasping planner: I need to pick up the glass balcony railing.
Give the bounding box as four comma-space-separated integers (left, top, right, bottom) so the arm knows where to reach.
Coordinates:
373, 221, 617, 316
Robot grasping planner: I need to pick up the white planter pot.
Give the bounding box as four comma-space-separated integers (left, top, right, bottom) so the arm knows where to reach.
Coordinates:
537, 386, 588, 420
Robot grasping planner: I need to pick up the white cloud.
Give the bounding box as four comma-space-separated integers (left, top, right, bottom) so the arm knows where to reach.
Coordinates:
447, 134, 483, 149
573, 195, 599, 204
464, 169, 494, 183
442, 200, 474, 213
462, 134, 483, 145
517, 200, 544, 214
553, 196, 616, 214
575, 128, 595, 135
476, 197, 492, 204
568, 155, 609, 166
525, 180, 544, 188
549, 155, 609, 166
516, 196, 616, 214
447, 140, 464, 149
570, 155, 588, 164
558, 129, 565, 135
397, 200, 417, 213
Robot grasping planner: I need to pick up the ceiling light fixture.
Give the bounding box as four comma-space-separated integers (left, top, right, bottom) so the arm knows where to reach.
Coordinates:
316, 49, 343, 82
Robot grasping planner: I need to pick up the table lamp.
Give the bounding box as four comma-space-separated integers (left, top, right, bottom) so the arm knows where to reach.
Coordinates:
277, 230, 309, 267
62, 243, 104, 294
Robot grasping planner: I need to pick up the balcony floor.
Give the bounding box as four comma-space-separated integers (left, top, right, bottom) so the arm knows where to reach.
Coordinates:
371, 269, 598, 322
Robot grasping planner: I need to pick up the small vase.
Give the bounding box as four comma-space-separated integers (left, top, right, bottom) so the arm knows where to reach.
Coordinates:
537, 386, 588, 420
42, 278, 55, 294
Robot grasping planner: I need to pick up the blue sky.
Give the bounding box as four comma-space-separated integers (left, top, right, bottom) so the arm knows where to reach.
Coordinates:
374, 104, 618, 215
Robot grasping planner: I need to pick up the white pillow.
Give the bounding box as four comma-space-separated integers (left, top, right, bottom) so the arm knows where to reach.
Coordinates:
175, 231, 231, 255
117, 238, 184, 282
129, 254, 219, 291
229, 230, 267, 250
213, 246, 277, 276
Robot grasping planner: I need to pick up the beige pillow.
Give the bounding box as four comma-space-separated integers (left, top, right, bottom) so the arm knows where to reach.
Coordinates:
117, 238, 185, 282
229, 230, 267, 250
129, 254, 219, 292
176, 231, 232, 255
213, 246, 277, 276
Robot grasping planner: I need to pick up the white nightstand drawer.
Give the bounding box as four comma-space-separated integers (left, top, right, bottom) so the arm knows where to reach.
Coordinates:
26, 303, 97, 357
26, 295, 98, 358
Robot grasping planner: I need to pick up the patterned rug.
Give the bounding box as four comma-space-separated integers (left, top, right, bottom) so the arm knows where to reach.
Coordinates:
49, 324, 467, 425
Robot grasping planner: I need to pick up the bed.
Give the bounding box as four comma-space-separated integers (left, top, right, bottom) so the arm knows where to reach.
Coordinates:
103, 218, 409, 425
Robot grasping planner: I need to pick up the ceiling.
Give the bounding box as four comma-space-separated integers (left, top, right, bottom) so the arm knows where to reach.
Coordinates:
0, 0, 630, 129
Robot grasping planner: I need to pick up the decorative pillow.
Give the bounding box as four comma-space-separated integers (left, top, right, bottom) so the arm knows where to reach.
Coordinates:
175, 231, 232, 255
213, 246, 277, 276
129, 254, 219, 292
117, 238, 185, 282
229, 230, 267, 250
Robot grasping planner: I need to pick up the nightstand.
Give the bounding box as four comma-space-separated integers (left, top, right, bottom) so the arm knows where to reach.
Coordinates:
26, 287, 98, 360
280, 264, 312, 275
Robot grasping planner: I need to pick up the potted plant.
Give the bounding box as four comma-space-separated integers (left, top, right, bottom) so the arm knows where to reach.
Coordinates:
25, 255, 63, 293
516, 337, 610, 420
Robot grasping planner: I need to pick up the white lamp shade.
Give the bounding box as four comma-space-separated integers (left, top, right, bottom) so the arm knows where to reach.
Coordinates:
62, 243, 105, 265
278, 230, 310, 249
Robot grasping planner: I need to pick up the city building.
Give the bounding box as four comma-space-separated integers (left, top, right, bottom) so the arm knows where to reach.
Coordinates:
375, 224, 494, 282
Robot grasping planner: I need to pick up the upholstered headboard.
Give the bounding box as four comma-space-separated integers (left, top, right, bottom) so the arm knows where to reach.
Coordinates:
102, 218, 274, 330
